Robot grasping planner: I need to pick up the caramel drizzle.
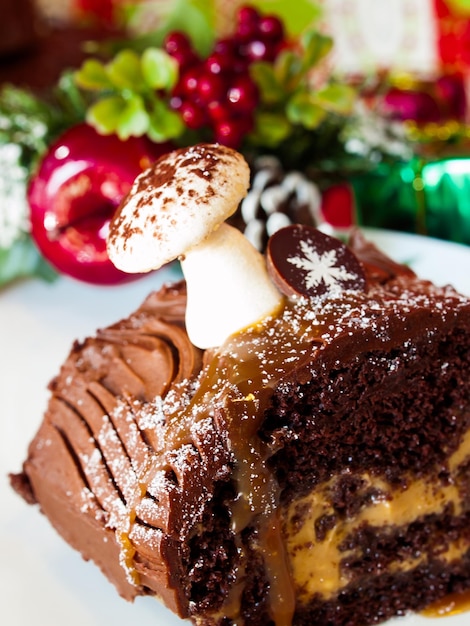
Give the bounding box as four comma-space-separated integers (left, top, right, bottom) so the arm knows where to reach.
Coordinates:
121, 300, 326, 624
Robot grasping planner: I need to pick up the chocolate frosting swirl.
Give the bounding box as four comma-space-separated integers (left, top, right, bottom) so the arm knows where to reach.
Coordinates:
13, 281, 206, 609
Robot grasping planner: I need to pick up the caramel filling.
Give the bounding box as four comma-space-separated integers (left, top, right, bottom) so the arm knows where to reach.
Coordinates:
422, 588, 470, 617
284, 428, 470, 603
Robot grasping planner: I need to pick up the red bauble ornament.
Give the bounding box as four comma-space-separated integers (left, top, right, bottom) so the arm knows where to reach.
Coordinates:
28, 123, 171, 285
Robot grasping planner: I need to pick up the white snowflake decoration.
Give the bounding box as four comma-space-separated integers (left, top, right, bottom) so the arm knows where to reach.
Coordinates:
287, 240, 357, 292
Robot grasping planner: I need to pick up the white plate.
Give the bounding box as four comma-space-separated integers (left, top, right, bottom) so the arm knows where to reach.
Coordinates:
1, 229, 469, 626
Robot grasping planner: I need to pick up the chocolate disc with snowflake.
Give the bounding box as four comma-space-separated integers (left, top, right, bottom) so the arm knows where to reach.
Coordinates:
266, 225, 367, 298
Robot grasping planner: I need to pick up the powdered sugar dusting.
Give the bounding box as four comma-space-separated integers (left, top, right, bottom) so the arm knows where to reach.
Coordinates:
44, 268, 470, 597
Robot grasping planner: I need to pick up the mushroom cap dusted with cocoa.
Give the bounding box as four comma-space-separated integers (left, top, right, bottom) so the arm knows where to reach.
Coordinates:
106, 142, 282, 349
107, 143, 251, 273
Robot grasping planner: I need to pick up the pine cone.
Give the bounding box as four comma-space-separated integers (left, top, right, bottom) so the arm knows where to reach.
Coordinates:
229, 155, 327, 252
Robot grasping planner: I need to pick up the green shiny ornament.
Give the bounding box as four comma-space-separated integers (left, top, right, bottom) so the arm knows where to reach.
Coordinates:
353, 157, 470, 246
352, 161, 419, 234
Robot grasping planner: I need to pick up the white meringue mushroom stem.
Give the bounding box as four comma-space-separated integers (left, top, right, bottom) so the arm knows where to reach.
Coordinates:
107, 143, 283, 349
182, 223, 282, 349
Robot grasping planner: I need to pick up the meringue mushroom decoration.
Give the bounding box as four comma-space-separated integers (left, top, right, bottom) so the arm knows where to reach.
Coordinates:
107, 143, 283, 349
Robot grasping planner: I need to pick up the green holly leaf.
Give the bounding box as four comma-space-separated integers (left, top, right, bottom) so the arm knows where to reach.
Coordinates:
148, 100, 184, 142
86, 95, 126, 134
301, 30, 333, 70
252, 112, 292, 147
313, 84, 356, 115
274, 49, 303, 91
87, 94, 151, 138
286, 92, 327, 129
56, 71, 88, 121
75, 59, 113, 91
115, 95, 150, 139
250, 62, 284, 104
141, 48, 179, 90
87, 94, 149, 140
107, 49, 146, 92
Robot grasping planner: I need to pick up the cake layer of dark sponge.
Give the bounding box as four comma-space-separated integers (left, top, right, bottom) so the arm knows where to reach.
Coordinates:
264, 323, 470, 502
182, 313, 470, 624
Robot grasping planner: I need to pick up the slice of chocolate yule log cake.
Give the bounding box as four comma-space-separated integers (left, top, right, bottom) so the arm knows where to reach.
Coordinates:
10, 144, 470, 626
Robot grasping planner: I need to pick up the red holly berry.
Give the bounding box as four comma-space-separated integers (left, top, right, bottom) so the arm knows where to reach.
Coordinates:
259, 15, 284, 41
179, 100, 207, 129
197, 73, 226, 104
164, 31, 199, 71
236, 5, 261, 41
227, 76, 259, 114
214, 115, 253, 148
166, 4, 287, 147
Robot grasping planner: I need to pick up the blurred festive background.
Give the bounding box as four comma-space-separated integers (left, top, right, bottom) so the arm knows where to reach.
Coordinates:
1, 0, 470, 288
